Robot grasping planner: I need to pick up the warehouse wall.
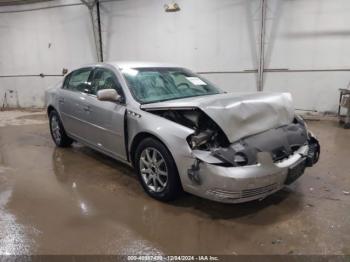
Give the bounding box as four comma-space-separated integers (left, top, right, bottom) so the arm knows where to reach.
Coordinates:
101, 0, 350, 113
0, 0, 95, 108
101, 0, 260, 94
263, 0, 350, 112
1, 0, 350, 112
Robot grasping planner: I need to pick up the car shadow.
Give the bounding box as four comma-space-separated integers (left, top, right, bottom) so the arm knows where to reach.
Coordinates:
52, 144, 303, 225
169, 187, 299, 223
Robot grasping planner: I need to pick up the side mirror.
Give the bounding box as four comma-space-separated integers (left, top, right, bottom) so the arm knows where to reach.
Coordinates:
97, 89, 121, 102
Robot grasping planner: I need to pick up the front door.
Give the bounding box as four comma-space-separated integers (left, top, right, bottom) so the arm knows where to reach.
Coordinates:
83, 67, 127, 160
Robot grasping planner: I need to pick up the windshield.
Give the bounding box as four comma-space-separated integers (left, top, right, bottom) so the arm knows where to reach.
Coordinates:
121, 67, 222, 104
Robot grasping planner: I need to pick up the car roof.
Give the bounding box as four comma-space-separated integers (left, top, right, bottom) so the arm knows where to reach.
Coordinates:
105, 61, 182, 69
66, 61, 185, 76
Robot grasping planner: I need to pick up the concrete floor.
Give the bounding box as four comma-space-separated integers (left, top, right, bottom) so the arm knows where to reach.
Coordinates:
0, 110, 349, 255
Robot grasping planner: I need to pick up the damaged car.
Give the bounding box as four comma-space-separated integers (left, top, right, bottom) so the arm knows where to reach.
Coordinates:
46, 62, 320, 203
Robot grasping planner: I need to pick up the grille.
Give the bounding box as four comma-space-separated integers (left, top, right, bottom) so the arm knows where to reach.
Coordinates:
207, 189, 241, 200
207, 183, 279, 201
241, 183, 278, 198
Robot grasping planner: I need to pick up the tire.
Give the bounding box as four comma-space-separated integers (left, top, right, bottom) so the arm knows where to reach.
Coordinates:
135, 137, 182, 201
49, 110, 73, 147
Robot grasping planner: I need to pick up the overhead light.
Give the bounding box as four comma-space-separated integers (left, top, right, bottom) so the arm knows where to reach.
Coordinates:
164, 3, 180, 12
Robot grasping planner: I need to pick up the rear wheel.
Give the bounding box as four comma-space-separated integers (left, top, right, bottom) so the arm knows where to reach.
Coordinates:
135, 137, 182, 201
49, 110, 73, 147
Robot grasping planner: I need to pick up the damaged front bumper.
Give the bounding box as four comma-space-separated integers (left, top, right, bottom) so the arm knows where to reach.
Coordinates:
185, 138, 320, 203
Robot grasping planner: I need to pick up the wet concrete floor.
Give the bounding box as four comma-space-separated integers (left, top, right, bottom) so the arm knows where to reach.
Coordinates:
0, 111, 349, 255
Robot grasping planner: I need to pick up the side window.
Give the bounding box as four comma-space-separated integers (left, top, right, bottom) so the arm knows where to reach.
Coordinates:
91, 68, 125, 102
65, 68, 93, 93
62, 74, 71, 89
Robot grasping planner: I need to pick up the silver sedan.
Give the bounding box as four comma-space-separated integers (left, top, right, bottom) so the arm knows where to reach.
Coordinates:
46, 62, 320, 203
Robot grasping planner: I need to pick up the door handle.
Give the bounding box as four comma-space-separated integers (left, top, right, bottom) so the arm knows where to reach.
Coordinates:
58, 98, 65, 104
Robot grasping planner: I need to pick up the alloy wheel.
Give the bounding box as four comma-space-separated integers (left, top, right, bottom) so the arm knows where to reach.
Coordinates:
50, 115, 61, 144
139, 147, 168, 193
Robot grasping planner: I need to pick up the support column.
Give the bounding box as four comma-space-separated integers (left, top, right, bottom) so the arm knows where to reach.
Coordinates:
257, 0, 267, 91
96, 0, 103, 62
81, 0, 103, 62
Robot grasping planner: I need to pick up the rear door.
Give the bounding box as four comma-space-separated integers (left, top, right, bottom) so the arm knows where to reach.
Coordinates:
83, 67, 127, 160
58, 67, 94, 140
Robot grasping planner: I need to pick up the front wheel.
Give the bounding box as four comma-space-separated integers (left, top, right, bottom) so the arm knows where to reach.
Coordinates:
135, 137, 182, 201
49, 110, 73, 147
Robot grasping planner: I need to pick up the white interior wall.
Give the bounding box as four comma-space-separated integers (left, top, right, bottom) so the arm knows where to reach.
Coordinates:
101, 0, 260, 93
0, 0, 350, 112
264, 0, 350, 112
0, 0, 95, 108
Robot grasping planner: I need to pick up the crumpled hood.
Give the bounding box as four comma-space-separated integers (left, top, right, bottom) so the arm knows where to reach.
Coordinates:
141, 92, 295, 143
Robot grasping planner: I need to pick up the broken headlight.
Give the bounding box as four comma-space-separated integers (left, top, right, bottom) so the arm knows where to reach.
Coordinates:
187, 130, 214, 149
